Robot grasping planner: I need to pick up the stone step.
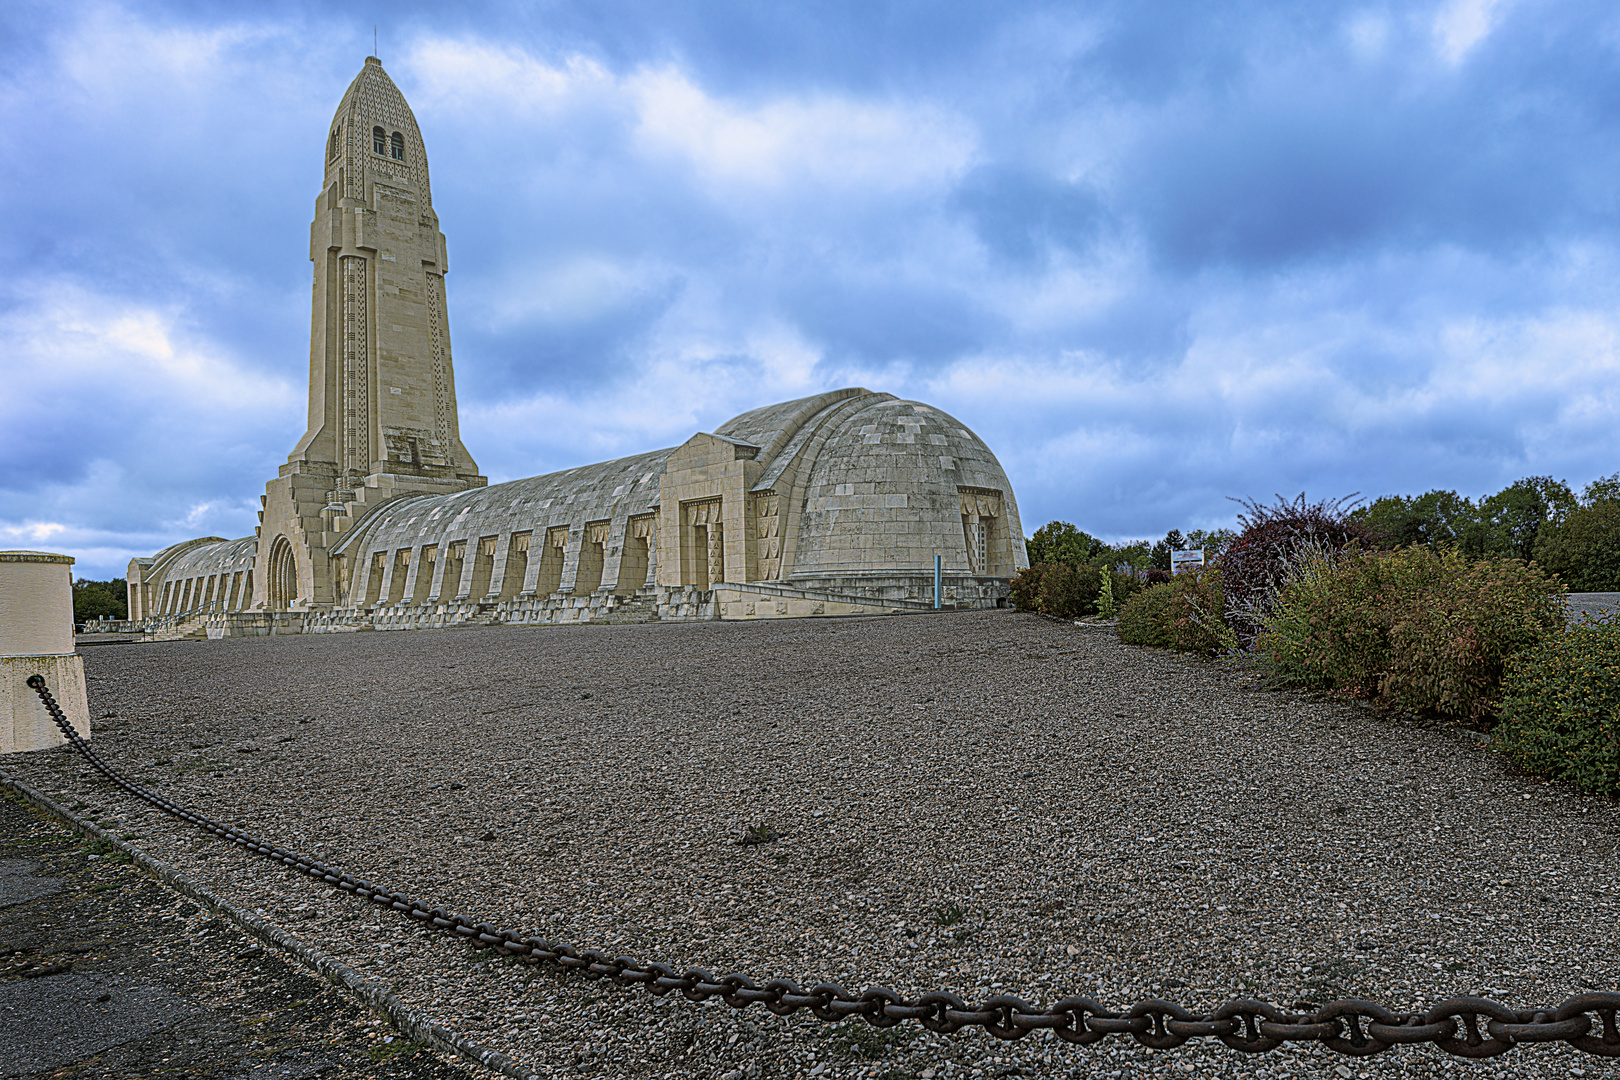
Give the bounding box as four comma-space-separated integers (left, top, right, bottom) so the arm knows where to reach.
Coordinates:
145, 615, 211, 642
591, 598, 661, 624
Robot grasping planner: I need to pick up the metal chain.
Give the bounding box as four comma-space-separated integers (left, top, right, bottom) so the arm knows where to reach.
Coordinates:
24, 674, 1620, 1059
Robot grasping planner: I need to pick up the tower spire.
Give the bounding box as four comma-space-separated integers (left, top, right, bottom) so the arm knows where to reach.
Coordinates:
253, 58, 484, 611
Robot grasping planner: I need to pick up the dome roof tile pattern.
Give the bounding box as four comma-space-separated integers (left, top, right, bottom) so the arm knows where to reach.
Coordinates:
790, 396, 1023, 579
333, 448, 671, 561
162, 537, 257, 580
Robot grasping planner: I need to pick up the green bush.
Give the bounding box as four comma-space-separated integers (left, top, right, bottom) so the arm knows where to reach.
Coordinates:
1259, 551, 1393, 697
1496, 618, 1620, 796
1011, 562, 1097, 617
1115, 569, 1231, 656
1011, 560, 1144, 619
1008, 563, 1045, 612
1166, 567, 1232, 657
1259, 546, 1566, 721
1039, 561, 1103, 617
1117, 583, 1172, 646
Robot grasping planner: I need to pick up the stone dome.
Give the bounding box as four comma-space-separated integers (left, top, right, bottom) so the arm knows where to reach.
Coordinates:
784, 395, 1026, 583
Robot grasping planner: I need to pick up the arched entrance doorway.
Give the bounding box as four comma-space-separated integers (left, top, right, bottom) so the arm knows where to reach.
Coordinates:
267, 537, 299, 610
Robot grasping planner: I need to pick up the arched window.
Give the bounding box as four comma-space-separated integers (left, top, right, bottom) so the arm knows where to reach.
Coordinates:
372, 126, 386, 154
390, 131, 405, 160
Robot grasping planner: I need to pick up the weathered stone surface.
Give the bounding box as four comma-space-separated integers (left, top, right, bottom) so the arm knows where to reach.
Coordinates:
1, 551, 90, 753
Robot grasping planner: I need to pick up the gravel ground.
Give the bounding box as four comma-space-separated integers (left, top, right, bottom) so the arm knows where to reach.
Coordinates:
0, 789, 473, 1078
9, 610, 1620, 1080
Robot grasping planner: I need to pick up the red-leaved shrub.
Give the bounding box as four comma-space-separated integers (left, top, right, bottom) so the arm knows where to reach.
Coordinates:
1218, 494, 1373, 646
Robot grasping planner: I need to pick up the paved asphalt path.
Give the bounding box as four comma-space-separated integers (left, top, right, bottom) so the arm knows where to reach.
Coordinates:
0, 790, 475, 1080
1568, 592, 1620, 621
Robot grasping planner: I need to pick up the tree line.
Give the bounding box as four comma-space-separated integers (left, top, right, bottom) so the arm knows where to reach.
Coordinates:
72, 578, 128, 623
1027, 472, 1620, 592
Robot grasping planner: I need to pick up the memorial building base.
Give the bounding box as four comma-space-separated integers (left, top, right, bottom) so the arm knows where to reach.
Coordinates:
177, 577, 1009, 637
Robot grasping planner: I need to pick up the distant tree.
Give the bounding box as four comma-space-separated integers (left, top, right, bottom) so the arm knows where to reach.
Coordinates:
1356, 490, 1480, 550
1480, 477, 1578, 562
1025, 521, 1107, 565
1149, 527, 1234, 570
1149, 529, 1186, 571
1534, 478, 1620, 591
73, 578, 128, 623
1584, 472, 1620, 504
1184, 528, 1237, 559
1110, 540, 1156, 573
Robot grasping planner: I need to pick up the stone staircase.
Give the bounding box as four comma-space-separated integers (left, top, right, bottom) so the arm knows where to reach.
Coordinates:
590, 590, 663, 625
145, 614, 211, 642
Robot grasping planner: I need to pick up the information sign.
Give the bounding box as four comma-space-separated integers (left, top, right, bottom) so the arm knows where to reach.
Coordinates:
1170, 549, 1205, 575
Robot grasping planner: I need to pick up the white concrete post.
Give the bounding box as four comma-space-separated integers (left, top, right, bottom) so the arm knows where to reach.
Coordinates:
1, 551, 91, 753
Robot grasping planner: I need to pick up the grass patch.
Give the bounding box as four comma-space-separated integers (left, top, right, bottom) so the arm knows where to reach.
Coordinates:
931, 903, 965, 927
366, 1038, 421, 1062
737, 822, 781, 846
825, 1019, 918, 1061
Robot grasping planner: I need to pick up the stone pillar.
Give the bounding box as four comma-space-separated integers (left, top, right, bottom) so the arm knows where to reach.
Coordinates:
1, 551, 91, 753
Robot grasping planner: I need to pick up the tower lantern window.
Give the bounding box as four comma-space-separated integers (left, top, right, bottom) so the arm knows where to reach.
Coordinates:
390, 131, 405, 160
372, 126, 386, 154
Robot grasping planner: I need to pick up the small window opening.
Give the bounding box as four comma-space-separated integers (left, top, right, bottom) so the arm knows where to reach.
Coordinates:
372, 126, 386, 154
390, 131, 405, 160
328, 127, 341, 160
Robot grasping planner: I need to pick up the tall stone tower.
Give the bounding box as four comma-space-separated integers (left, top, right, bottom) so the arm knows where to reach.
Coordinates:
255, 56, 484, 610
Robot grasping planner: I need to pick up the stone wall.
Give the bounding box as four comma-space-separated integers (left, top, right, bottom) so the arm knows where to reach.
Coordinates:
204, 612, 308, 638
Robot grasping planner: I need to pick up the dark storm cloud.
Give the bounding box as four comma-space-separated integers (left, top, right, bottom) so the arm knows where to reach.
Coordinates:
951, 165, 1107, 268
785, 276, 1000, 370
4, 0, 1620, 573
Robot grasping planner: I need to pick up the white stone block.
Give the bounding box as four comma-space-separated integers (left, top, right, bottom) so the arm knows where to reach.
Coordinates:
1, 551, 90, 754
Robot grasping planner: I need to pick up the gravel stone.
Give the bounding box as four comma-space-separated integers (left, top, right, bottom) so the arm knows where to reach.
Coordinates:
10, 611, 1620, 1079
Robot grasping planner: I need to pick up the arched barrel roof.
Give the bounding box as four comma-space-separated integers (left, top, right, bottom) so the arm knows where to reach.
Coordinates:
333, 447, 671, 559
161, 537, 256, 580
329, 387, 1024, 588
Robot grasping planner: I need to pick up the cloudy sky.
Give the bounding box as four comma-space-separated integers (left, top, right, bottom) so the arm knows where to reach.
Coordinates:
4, 1, 1620, 579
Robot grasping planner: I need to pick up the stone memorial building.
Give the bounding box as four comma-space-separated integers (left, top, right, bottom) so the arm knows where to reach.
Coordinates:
126, 58, 1026, 635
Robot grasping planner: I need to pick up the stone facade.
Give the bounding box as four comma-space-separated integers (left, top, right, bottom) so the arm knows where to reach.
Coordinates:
127, 58, 1027, 635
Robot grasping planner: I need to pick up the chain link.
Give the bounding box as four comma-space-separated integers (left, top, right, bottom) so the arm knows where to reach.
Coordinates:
25, 674, 1620, 1060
